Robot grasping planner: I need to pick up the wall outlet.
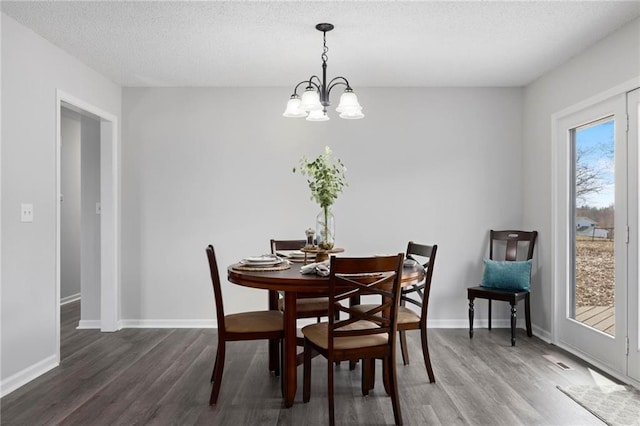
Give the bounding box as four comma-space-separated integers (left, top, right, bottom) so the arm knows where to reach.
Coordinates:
21, 203, 34, 222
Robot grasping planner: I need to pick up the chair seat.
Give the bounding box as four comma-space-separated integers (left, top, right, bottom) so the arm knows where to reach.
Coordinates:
302, 320, 388, 350
467, 285, 529, 301
278, 296, 330, 313
351, 304, 421, 325
225, 310, 283, 333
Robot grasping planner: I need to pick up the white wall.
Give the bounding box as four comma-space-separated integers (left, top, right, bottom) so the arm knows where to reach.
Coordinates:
80, 114, 101, 322
1, 13, 121, 390
522, 17, 640, 336
60, 110, 82, 301
121, 87, 523, 324
58, 108, 102, 315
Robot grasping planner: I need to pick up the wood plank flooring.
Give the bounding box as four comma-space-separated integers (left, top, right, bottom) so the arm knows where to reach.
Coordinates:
1, 301, 611, 425
575, 306, 615, 335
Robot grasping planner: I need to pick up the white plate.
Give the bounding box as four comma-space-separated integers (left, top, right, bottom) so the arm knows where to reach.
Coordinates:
240, 259, 282, 267
240, 255, 283, 267
245, 255, 278, 263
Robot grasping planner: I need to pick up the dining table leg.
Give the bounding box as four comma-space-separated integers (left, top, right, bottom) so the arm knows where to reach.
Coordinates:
283, 291, 298, 407
268, 290, 279, 373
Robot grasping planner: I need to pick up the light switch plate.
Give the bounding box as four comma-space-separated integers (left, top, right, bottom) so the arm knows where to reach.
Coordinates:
21, 203, 34, 222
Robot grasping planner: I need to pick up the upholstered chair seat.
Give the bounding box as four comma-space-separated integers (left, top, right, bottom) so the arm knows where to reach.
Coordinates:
302, 320, 388, 350
224, 311, 284, 333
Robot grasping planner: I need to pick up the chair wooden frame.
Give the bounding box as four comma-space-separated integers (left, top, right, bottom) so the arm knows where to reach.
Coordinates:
269, 239, 331, 321
206, 245, 284, 405
302, 254, 405, 426
350, 242, 438, 383
397, 242, 437, 381
467, 230, 538, 346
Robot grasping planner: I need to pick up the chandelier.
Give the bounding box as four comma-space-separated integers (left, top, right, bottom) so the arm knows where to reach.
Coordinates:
282, 23, 364, 121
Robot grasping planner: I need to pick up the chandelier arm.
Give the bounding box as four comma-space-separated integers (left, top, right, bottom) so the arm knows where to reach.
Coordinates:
308, 76, 323, 91
291, 80, 312, 96
326, 78, 351, 96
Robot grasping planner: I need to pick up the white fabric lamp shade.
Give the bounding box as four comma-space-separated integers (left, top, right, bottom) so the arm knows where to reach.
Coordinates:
300, 88, 322, 111
306, 110, 330, 121
282, 97, 307, 118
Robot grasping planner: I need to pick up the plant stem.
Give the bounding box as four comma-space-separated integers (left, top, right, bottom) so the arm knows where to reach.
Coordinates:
324, 205, 329, 248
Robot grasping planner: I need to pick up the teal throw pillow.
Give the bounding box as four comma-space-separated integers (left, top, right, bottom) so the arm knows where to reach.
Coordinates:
481, 259, 532, 291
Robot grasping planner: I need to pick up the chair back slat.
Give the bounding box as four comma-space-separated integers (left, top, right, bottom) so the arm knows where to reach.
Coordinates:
328, 254, 404, 354
206, 245, 226, 330
270, 239, 306, 254
489, 230, 538, 261
402, 242, 438, 321
339, 303, 393, 328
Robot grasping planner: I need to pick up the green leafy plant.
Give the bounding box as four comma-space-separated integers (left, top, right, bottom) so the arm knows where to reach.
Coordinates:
294, 146, 347, 249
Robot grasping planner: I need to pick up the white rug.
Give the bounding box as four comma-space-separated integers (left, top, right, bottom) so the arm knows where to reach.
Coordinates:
557, 384, 640, 426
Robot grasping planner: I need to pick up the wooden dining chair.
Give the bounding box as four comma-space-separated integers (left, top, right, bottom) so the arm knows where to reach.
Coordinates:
467, 230, 538, 346
269, 239, 331, 322
350, 242, 438, 383
268, 239, 336, 373
206, 245, 284, 405
302, 254, 405, 426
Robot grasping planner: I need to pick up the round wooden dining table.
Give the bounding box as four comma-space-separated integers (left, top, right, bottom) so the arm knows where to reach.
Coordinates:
227, 260, 425, 407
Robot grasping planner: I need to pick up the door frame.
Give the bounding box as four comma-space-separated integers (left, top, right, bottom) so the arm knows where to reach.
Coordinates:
627, 88, 640, 383
551, 76, 640, 385
55, 90, 120, 362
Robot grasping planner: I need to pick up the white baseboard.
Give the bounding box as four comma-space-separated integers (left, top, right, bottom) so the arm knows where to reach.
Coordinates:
77, 320, 101, 329
115, 318, 532, 330
119, 319, 216, 328
427, 318, 525, 329
0, 354, 58, 398
532, 324, 552, 342
60, 293, 80, 305
102, 318, 547, 334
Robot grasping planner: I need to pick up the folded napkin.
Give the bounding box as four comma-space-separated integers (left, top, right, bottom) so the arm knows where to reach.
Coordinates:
403, 258, 419, 267
300, 260, 330, 276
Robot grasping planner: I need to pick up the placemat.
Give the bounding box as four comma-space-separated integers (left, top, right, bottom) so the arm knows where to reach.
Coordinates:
231, 261, 291, 272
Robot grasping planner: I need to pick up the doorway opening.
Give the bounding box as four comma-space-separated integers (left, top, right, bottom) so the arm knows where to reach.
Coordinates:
56, 90, 120, 364
60, 105, 101, 332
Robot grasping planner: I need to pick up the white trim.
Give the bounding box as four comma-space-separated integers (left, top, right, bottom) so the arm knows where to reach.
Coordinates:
532, 324, 552, 343
0, 355, 58, 398
119, 319, 216, 328
60, 293, 81, 305
117, 318, 533, 330
551, 77, 640, 121
551, 76, 640, 378
427, 319, 527, 329
77, 320, 102, 329
56, 89, 121, 369
0, 14, 3, 402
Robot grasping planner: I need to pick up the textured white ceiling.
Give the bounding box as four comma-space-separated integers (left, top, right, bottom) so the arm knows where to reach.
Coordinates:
2, 1, 639, 88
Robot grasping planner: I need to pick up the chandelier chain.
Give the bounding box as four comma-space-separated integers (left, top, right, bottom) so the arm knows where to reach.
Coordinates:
322, 31, 329, 64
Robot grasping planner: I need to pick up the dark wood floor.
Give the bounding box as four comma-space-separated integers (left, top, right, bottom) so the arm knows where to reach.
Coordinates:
1, 301, 607, 425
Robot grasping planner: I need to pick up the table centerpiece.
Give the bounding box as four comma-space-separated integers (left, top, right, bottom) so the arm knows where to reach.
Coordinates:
294, 146, 347, 250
